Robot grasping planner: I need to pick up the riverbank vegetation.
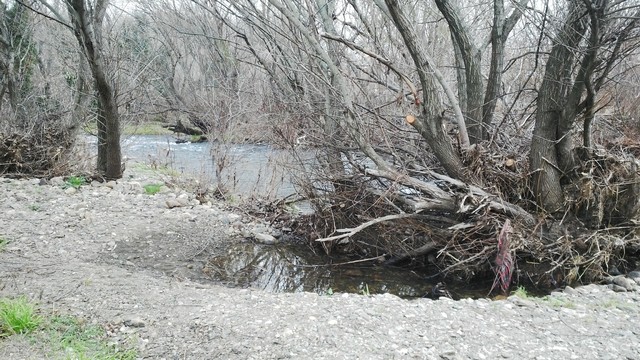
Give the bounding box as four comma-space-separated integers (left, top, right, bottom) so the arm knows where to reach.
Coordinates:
0, 296, 137, 359
1, 0, 639, 293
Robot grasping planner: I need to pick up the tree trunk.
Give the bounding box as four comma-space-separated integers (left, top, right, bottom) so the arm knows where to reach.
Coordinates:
530, 2, 586, 212
482, 0, 505, 140
68, 0, 122, 179
385, 0, 466, 180
435, 0, 484, 143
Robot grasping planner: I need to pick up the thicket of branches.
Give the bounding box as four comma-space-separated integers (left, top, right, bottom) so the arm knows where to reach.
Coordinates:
2, 0, 640, 291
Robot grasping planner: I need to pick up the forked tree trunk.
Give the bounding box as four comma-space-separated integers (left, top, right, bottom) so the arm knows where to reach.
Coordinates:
530, 2, 586, 212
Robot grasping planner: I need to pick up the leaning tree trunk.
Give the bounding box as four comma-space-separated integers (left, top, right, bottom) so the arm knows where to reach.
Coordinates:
384, 0, 466, 180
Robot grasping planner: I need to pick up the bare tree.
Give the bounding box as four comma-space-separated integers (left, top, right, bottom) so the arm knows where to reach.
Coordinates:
531, 1, 640, 213
34, 0, 122, 179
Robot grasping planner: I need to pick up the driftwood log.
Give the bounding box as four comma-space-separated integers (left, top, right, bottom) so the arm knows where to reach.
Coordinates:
163, 120, 203, 136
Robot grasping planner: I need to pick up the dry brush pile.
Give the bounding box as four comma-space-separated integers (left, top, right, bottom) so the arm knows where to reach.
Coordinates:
295, 122, 640, 293
0, 120, 77, 178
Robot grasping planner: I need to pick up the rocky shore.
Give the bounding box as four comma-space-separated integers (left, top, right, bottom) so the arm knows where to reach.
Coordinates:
1, 163, 639, 359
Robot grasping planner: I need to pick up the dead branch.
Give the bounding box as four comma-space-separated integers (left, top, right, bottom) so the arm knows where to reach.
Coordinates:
384, 241, 438, 266
316, 213, 418, 242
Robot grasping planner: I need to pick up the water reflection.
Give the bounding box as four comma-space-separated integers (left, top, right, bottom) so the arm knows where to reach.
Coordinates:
204, 242, 436, 298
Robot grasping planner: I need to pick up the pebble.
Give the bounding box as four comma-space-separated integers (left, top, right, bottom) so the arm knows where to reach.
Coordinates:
165, 199, 184, 209
608, 275, 637, 291
254, 233, 278, 245
122, 316, 146, 328
610, 284, 627, 292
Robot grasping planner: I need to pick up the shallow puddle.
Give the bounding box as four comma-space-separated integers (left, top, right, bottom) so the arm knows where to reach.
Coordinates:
202, 242, 490, 299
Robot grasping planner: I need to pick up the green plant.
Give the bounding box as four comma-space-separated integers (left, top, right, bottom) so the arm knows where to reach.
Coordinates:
0, 236, 8, 251
29, 203, 40, 211
143, 183, 163, 195
325, 288, 334, 296
46, 315, 137, 360
0, 296, 41, 337
65, 176, 86, 189
541, 296, 576, 309
513, 286, 529, 299
360, 283, 370, 296
122, 122, 172, 135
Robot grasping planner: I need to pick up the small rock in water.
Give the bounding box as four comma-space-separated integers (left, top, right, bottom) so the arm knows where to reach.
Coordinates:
254, 233, 277, 244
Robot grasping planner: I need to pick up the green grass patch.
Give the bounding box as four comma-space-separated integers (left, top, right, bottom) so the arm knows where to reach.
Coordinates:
540, 295, 576, 309
123, 122, 172, 136
64, 176, 87, 189
0, 297, 137, 359
0, 236, 8, 251
513, 286, 529, 299
0, 297, 41, 337
44, 315, 137, 360
143, 183, 163, 195
360, 283, 371, 296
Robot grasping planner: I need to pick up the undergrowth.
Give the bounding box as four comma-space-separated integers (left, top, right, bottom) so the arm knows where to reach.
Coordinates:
64, 176, 87, 189
0, 296, 137, 359
0, 236, 8, 252
0, 297, 41, 337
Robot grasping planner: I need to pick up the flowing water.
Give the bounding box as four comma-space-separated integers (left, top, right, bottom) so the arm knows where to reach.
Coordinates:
121, 135, 302, 198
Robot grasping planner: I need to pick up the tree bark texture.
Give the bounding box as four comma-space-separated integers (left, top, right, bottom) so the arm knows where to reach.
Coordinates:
67, 0, 122, 179
384, 0, 466, 180
435, 0, 484, 143
530, 2, 586, 212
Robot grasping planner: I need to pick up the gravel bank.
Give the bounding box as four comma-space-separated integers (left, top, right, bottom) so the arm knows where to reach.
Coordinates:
1, 164, 639, 359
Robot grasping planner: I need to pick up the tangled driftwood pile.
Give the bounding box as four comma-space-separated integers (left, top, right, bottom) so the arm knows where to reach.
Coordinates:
298, 141, 640, 292
0, 126, 75, 178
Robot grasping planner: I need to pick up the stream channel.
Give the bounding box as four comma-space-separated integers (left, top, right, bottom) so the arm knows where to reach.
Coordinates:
119, 135, 487, 299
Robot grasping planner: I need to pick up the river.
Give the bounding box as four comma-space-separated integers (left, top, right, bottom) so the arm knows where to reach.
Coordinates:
120, 135, 306, 199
